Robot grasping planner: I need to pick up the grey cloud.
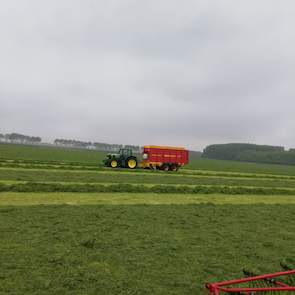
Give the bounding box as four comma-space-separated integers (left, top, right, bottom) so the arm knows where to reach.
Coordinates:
0, 0, 295, 150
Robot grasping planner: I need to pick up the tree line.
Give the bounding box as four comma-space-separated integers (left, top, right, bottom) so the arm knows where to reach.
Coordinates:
202, 143, 295, 165
0, 133, 141, 152
54, 139, 141, 152
0, 133, 41, 143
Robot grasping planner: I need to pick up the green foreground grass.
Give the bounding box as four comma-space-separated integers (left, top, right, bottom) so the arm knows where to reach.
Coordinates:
1, 201, 295, 294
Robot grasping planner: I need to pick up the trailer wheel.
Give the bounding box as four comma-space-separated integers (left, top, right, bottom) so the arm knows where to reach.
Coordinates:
162, 164, 170, 171
170, 164, 178, 172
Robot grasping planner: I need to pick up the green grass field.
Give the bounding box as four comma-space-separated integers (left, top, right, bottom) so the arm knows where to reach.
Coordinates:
1, 202, 295, 294
0, 143, 106, 164
3, 143, 295, 175
1, 143, 295, 294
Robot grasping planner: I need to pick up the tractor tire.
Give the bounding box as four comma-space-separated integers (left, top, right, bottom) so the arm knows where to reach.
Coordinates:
127, 157, 137, 169
110, 160, 118, 168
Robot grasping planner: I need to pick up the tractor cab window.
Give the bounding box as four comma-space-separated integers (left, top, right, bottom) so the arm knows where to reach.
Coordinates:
119, 149, 132, 157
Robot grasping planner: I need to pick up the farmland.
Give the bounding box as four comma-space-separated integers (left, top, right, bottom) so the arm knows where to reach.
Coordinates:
1, 143, 295, 294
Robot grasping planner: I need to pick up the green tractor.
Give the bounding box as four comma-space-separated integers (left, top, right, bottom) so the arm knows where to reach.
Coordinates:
103, 148, 138, 169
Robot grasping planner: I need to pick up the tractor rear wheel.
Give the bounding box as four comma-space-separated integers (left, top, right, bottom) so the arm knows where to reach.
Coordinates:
110, 160, 118, 168
127, 157, 137, 169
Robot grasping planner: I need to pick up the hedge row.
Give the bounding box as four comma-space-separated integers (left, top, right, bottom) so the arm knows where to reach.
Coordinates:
1, 182, 295, 195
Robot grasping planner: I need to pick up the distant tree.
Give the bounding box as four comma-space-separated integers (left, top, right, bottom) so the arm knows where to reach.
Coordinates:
3, 133, 42, 144
4, 134, 10, 142
202, 143, 295, 166
189, 151, 202, 159
30, 136, 41, 143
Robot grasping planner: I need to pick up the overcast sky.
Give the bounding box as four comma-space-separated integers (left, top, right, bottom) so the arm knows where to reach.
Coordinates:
0, 1, 294, 150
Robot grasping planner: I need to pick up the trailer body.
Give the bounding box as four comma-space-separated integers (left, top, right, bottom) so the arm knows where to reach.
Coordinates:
141, 145, 189, 171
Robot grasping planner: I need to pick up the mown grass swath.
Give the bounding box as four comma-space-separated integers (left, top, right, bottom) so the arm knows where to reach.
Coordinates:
2, 181, 295, 195
3, 168, 295, 188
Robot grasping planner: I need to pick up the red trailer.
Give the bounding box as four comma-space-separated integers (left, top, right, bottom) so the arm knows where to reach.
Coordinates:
141, 145, 189, 171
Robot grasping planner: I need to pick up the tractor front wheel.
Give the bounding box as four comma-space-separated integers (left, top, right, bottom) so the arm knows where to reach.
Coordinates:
127, 157, 137, 169
110, 160, 118, 168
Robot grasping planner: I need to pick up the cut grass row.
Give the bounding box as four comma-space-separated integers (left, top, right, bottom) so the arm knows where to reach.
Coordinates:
4, 179, 295, 191
3, 159, 295, 181
0, 161, 101, 172
2, 168, 295, 188
0, 157, 99, 167
3, 179, 295, 190
2, 192, 295, 206
1, 181, 295, 195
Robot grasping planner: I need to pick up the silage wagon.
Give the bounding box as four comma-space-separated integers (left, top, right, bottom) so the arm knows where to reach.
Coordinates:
141, 145, 189, 171
103, 145, 189, 171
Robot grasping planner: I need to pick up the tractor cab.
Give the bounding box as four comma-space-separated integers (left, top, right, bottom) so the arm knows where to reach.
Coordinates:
103, 148, 138, 169
118, 148, 132, 158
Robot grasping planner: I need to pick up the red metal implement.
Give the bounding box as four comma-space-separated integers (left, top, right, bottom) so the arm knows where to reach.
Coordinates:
206, 269, 295, 294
